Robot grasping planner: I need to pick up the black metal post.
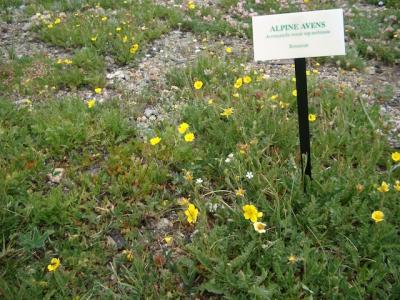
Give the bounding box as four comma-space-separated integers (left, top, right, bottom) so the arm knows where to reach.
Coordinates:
294, 58, 312, 191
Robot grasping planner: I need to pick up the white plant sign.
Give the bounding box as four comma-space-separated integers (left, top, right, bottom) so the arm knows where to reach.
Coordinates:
252, 9, 345, 61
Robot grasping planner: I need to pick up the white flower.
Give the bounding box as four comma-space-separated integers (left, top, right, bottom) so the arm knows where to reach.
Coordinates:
253, 222, 266, 233
206, 203, 219, 213
245, 172, 254, 179
195, 178, 203, 185
225, 153, 234, 163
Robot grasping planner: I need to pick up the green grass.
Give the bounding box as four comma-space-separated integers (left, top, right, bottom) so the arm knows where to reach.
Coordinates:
0, 48, 105, 99
1, 1, 400, 298
34, 1, 182, 65
0, 0, 23, 10
347, 8, 400, 65
1, 48, 400, 298
32, 0, 240, 66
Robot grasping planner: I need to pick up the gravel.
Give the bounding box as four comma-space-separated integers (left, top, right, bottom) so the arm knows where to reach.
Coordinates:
1, 1, 399, 148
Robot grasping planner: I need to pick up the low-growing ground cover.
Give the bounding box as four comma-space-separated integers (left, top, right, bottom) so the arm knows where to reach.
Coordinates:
1, 0, 400, 299
1, 50, 400, 298
0, 48, 105, 98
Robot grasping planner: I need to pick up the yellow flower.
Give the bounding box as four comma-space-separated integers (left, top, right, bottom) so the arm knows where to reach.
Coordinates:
185, 204, 199, 224
392, 152, 400, 162
150, 136, 161, 146
304, 0, 310, 3
87, 99, 96, 109
193, 80, 203, 90
178, 122, 189, 134
220, 107, 234, 118
130, 43, 139, 54
63, 59, 72, 65
188, 1, 196, 10
232, 92, 239, 98
54, 18, 61, 25
183, 170, 193, 182
291, 77, 296, 82
116, 27, 122, 32
279, 101, 289, 109
225, 47, 232, 54
306, 70, 311, 76
122, 250, 134, 261
356, 184, 364, 193
47, 24, 54, 29
184, 132, 195, 142
394, 180, 400, 192
94, 87, 102, 94
164, 236, 173, 245
242, 204, 263, 223
377, 181, 389, 193
243, 76, 252, 84
270, 94, 278, 101
292, 89, 297, 97
288, 255, 297, 264
313, 69, 319, 74
235, 187, 245, 197
91, 36, 97, 42
253, 221, 266, 233
207, 99, 214, 105
234, 78, 243, 89
371, 210, 384, 223
56, 58, 62, 64
47, 258, 61, 272
308, 114, 317, 122
237, 143, 249, 155
122, 35, 128, 43
101, 16, 108, 21
178, 197, 189, 206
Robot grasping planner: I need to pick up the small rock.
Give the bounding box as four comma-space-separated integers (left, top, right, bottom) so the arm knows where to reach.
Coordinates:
106, 70, 128, 80
22, 22, 32, 31
378, 1, 384, 7
385, 26, 394, 33
144, 107, 157, 118
47, 168, 65, 184
388, 15, 397, 23
375, 65, 383, 74
156, 218, 173, 230
107, 229, 126, 250
148, 67, 160, 81
149, 115, 157, 121
366, 66, 375, 75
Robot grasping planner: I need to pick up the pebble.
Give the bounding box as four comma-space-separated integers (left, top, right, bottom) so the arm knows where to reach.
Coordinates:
106, 70, 129, 80
156, 218, 173, 230
47, 168, 65, 184
144, 107, 157, 118
107, 229, 126, 250
1, 2, 399, 149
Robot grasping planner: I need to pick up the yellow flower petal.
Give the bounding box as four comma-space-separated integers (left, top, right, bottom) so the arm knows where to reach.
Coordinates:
371, 210, 384, 223
150, 136, 161, 146
178, 122, 189, 134
392, 152, 400, 162
184, 132, 195, 142
193, 80, 203, 90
